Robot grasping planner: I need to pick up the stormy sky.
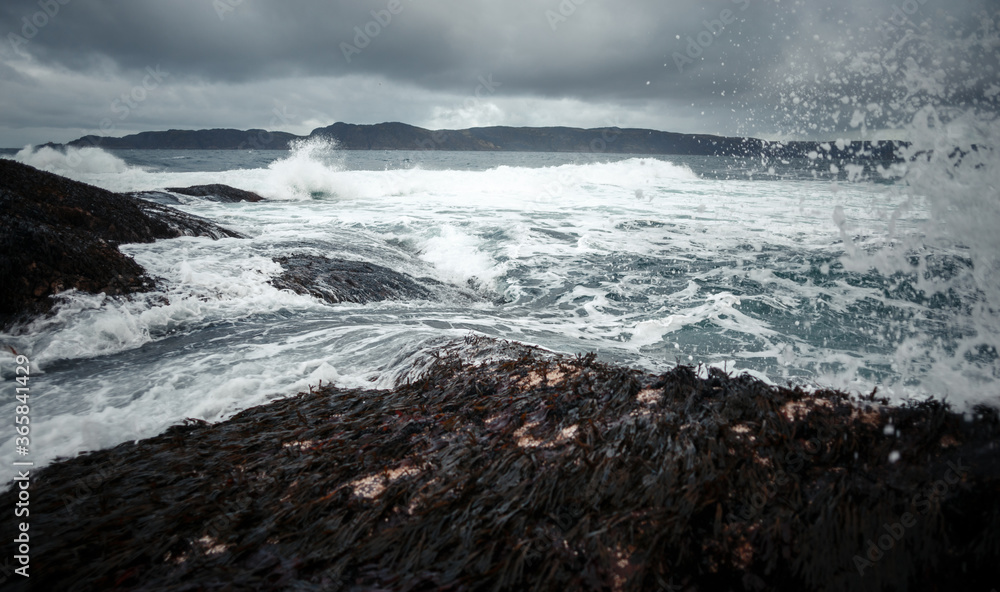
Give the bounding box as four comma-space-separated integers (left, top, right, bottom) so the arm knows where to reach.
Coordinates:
1, 0, 997, 147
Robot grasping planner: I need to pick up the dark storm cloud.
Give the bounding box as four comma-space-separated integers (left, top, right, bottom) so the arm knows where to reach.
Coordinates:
1, 0, 997, 145
2, 0, 722, 95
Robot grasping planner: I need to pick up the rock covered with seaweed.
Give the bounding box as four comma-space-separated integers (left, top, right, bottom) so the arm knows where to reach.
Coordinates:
2, 337, 997, 591
0, 159, 243, 329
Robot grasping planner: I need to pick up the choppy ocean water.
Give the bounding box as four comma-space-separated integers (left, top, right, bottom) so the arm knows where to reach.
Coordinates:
1, 138, 998, 483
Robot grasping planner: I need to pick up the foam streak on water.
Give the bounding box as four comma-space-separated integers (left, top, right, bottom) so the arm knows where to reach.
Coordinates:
1, 134, 997, 482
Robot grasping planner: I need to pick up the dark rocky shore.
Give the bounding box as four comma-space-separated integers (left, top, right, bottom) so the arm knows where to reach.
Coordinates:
2, 158, 998, 591
0, 160, 431, 329
1, 337, 998, 591
0, 160, 242, 329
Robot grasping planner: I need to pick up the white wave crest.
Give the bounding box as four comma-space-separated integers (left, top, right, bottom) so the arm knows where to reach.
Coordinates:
256, 137, 347, 200
14, 145, 133, 176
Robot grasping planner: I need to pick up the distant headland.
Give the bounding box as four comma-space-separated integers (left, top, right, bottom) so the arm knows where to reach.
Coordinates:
42, 122, 904, 160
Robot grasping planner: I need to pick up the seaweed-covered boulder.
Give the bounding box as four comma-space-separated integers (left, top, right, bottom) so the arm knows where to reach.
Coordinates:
270, 254, 433, 304
2, 337, 997, 591
165, 184, 266, 202
0, 159, 242, 328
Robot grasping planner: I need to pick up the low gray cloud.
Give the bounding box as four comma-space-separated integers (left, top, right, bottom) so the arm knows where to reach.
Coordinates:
1, 0, 996, 146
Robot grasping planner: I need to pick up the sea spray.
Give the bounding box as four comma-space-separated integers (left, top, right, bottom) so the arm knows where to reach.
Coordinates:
14, 144, 133, 176
864, 113, 1000, 401
742, 6, 1000, 403
855, 18, 1000, 403
259, 137, 347, 200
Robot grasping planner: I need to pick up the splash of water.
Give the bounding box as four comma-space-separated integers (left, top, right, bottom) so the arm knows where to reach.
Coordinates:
13, 144, 133, 176
756, 7, 1000, 404
260, 137, 346, 200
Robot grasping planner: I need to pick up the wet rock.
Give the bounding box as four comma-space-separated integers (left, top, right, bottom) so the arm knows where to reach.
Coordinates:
3, 336, 997, 591
137, 201, 245, 240
0, 159, 242, 328
165, 184, 266, 202
129, 190, 182, 205
270, 254, 433, 304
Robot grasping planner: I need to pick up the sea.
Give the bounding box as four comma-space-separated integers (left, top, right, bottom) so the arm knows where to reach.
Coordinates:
1, 135, 998, 484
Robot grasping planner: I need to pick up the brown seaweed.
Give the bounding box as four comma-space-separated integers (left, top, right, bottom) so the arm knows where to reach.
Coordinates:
2, 336, 998, 591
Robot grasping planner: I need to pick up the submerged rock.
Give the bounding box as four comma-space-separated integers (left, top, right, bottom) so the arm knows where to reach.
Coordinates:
270, 254, 433, 304
0, 159, 242, 328
3, 337, 997, 591
129, 190, 183, 205
137, 201, 245, 240
165, 184, 266, 202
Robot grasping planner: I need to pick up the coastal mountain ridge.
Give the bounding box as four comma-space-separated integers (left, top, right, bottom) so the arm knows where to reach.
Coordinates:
44, 122, 903, 160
